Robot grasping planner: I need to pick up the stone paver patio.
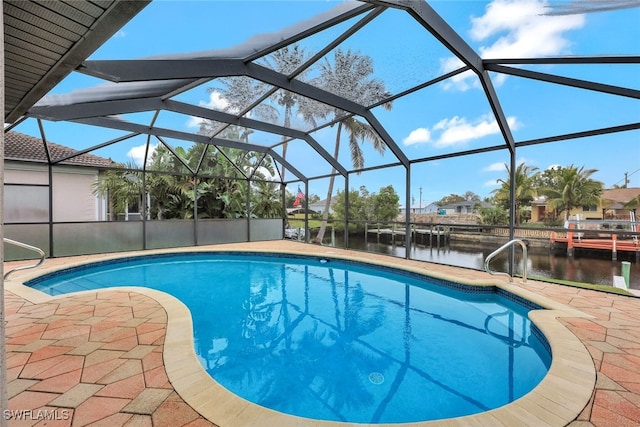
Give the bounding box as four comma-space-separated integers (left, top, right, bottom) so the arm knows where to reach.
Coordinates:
4, 289, 215, 427
3, 241, 640, 426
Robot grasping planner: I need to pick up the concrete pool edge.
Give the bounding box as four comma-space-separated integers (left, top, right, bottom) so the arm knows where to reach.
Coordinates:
6, 244, 596, 426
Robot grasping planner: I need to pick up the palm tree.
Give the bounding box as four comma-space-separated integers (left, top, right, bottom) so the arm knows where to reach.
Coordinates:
214, 76, 277, 124
540, 165, 604, 221
261, 44, 309, 181
145, 144, 194, 219
624, 194, 640, 211
213, 45, 309, 176
250, 155, 282, 218
299, 49, 392, 244
91, 162, 143, 221
251, 180, 282, 218
492, 162, 539, 225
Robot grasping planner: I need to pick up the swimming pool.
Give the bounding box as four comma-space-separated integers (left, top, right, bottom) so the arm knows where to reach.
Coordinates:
26, 251, 551, 424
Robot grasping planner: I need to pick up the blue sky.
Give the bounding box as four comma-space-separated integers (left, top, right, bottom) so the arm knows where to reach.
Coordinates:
13, 0, 640, 205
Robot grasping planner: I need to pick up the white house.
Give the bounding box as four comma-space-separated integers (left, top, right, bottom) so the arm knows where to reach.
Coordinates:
308, 196, 338, 215
439, 200, 492, 215
399, 202, 439, 215
4, 131, 113, 223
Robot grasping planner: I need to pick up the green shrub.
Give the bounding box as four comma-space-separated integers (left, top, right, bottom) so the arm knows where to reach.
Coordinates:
479, 206, 508, 225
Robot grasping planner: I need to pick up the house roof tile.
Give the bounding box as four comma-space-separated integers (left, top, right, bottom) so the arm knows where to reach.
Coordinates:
531, 188, 640, 209
4, 131, 113, 168
602, 187, 640, 204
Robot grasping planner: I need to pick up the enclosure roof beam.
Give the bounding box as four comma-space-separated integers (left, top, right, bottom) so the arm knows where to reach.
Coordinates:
52, 132, 141, 165
76, 58, 379, 115
515, 122, 640, 147
483, 55, 640, 65
243, 3, 377, 63
164, 100, 300, 137
361, 112, 410, 168
362, 0, 483, 73
159, 100, 348, 177
479, 72, 516, 153
360, 1, 518, 154
302, 135, 348, 177
77, 59, 248, 82
262, 149, 307, 182
72, 116, 307, 182
155, 135, 196, 175
29, 97, 162, 122
486, 64, 640, 99
71, 59, 410, 167
71, 116, 271, 155
203, 138, 306, 182
244, 63, 410, 167
29, 96, 346, 177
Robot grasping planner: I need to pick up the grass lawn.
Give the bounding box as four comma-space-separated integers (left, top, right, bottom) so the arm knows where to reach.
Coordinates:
529, 275, 632, 296
288, 219, 323, 229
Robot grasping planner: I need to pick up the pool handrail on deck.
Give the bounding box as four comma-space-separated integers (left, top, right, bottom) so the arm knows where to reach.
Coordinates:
3, 238, 46, 280
484, 238, 528, 284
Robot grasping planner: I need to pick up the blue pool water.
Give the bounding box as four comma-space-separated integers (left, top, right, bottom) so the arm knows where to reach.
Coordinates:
27, 252, 551, 423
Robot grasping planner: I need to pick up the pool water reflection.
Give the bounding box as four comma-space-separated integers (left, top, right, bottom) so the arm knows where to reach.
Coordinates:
186, 256, 550, 423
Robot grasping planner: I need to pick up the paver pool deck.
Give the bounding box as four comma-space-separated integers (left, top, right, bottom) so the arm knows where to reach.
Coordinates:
3, 240, 640, 426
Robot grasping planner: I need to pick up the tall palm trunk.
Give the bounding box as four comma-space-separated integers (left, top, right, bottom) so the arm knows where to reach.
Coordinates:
280, 104, 291, 182
108, 193, 116, 221
315, 122, 342, 244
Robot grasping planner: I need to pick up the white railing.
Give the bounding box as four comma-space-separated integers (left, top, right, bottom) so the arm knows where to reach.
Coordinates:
3, 238, 46, 280
484, 239, 528, 284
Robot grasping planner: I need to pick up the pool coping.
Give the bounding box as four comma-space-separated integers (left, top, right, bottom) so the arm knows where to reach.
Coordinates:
6, 244, 597, 427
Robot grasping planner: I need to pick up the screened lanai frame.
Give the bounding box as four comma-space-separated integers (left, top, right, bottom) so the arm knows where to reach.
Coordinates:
6, 0, 640, 264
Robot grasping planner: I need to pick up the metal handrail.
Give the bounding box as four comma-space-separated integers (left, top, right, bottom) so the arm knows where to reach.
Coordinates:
3, 238, 46, 280
484, 239, 528, 284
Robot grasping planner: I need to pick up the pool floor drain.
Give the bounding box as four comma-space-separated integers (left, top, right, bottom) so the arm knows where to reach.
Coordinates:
369, 372, 384, 385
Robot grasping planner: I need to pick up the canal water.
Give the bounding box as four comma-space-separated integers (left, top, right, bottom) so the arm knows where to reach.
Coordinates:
341, 236, 640, 290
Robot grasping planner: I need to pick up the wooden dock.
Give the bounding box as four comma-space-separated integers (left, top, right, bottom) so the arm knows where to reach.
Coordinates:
366, 225, 450, 247
551, 230, 640, 260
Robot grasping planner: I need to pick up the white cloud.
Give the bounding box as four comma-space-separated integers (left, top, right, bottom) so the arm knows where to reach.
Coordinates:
127, 143, 157, 167
439, 58, 478, 91
403, 114, 520, 149
202, 90, 229, 110
433, 114, 519, 148
440, 56, 465, 75
483, 162, 506, 172
441, 0, 585, 90
186, 116, 202, 129
483, 156, 532, 172
471, 0, 585, 59
187, 91, 230, 129
402, 127, 431, 146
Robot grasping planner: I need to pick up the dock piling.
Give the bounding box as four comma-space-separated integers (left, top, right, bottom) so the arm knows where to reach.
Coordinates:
364, 222, 368, 245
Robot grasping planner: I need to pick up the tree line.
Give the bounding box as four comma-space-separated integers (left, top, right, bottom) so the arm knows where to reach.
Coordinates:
414, 163, 609, 226
92, 134, 283, 220
485, 163, 604, 225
